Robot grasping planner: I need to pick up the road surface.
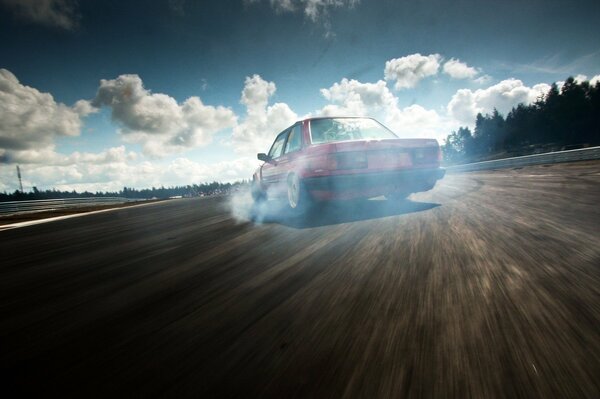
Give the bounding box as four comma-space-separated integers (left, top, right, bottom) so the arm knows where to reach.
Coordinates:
1, 162, 599, 398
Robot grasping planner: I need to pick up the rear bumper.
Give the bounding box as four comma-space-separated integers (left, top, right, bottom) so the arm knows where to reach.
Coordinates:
303, 167, 446, 198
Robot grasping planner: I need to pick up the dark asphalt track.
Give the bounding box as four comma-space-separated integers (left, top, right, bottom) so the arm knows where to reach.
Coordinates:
1, 162, 599, 398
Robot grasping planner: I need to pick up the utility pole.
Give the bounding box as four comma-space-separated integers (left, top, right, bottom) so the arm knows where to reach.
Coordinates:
16, 165, 23, 192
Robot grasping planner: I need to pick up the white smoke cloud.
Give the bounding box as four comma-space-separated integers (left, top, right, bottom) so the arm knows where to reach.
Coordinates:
447, 78, 551, 125
0, 0, 80, 30
92, 74, 237, 157
384, 53, 441, 90
231, 75, 298, 155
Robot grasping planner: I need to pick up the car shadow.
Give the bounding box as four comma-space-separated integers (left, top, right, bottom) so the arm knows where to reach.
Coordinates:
253, 199, 441, 229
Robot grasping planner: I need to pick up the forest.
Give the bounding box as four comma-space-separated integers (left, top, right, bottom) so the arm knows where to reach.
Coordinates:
442, 77, 600, 164
0, 181, 247, 202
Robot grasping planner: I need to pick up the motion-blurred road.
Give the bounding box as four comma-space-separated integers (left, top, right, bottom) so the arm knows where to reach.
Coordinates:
1, 162, 599, 398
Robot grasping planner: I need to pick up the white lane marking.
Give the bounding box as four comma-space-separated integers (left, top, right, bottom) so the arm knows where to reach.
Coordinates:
0, 200, 170, 231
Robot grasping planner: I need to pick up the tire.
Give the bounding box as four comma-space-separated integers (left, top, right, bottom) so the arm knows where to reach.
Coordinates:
287, 173, 311, 215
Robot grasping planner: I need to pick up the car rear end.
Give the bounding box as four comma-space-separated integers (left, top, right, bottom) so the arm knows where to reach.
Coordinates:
300, 118, 445, 200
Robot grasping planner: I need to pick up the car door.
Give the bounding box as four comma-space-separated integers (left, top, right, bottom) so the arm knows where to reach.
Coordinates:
260, 128, 290, 192
278, 122, 304, 179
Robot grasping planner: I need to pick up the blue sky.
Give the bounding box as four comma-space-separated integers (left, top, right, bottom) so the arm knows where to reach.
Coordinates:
1, 0, 599, 191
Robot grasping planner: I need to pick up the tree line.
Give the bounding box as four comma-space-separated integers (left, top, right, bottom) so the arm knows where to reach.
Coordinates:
0, 181, 247, 202
442, 76, 600, 164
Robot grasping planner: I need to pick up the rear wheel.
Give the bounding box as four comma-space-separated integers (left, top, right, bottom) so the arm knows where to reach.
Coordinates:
251, 179, 266, 203
287, 173, 311, 215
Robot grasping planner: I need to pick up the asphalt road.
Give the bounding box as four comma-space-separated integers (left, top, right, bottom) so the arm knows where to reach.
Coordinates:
1, 162, 599, 398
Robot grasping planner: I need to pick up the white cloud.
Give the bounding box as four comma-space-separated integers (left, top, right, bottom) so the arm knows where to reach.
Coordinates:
247, 0, 359, 21
473, 74, 492, 85
0, 146, 136, 192
164, 156, 258, 184
267, 0, 296, 13
232, 75, 298, 155
0, 68, 94, 163
92, 74, 237, 157
447, 79, 551, 125
386, 105, 457, 141
557, 74, 599, 90
384, 53, 441, 90
0, 0, 80, 30
320, 78, 397, 116
318, 77, 452, 141
0, 145, 136, 168
442, 58, 478, 79
0, 152, 256, 193
246, 0, 359, 37
302, 0, 359, 21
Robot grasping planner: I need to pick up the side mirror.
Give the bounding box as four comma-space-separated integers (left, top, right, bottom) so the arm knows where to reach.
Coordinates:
257, 153, 276, 165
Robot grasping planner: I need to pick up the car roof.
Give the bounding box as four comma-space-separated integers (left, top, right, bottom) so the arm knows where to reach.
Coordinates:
298, 116, 377, 123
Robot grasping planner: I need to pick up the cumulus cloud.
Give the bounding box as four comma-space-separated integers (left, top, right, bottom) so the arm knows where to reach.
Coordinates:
386, 105, 458, 141
164, 156, 258, 185
231, 75, 298, 155
590, 75, 600, 85
318, 77, 452, 141
447, 78, 551, 125
0, 145, 139, 192
0, 68, 94, 163
320, 78, 397, 116
442, 58, 478, 79
0, 152, 257, 193
384, 53, 441, 90
1, 145, 136, 168
0, 0, 80, 30
92, 74, 237, 157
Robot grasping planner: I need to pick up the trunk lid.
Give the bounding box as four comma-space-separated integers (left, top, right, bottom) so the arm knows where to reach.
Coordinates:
327, 138, 440, 170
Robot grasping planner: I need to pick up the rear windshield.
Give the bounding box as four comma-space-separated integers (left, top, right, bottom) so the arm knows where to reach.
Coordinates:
309, 118, 397, 144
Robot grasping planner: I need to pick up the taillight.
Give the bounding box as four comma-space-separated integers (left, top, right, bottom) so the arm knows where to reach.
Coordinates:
328, 152, 367, 170
414, 148, 426, 161
437, 146, 443, 162
326, 154, 338, 170
414, 147, 440, 163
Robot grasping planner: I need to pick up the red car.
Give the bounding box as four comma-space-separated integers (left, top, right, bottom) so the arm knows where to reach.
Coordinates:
251, 116, 445, 213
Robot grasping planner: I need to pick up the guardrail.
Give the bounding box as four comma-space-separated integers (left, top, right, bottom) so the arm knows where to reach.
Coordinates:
0, 197, 134, 216
445, 146, 600, 173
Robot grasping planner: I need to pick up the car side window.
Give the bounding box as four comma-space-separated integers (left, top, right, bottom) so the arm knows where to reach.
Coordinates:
284, 123, 302, 154
268, 130, 288, 159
